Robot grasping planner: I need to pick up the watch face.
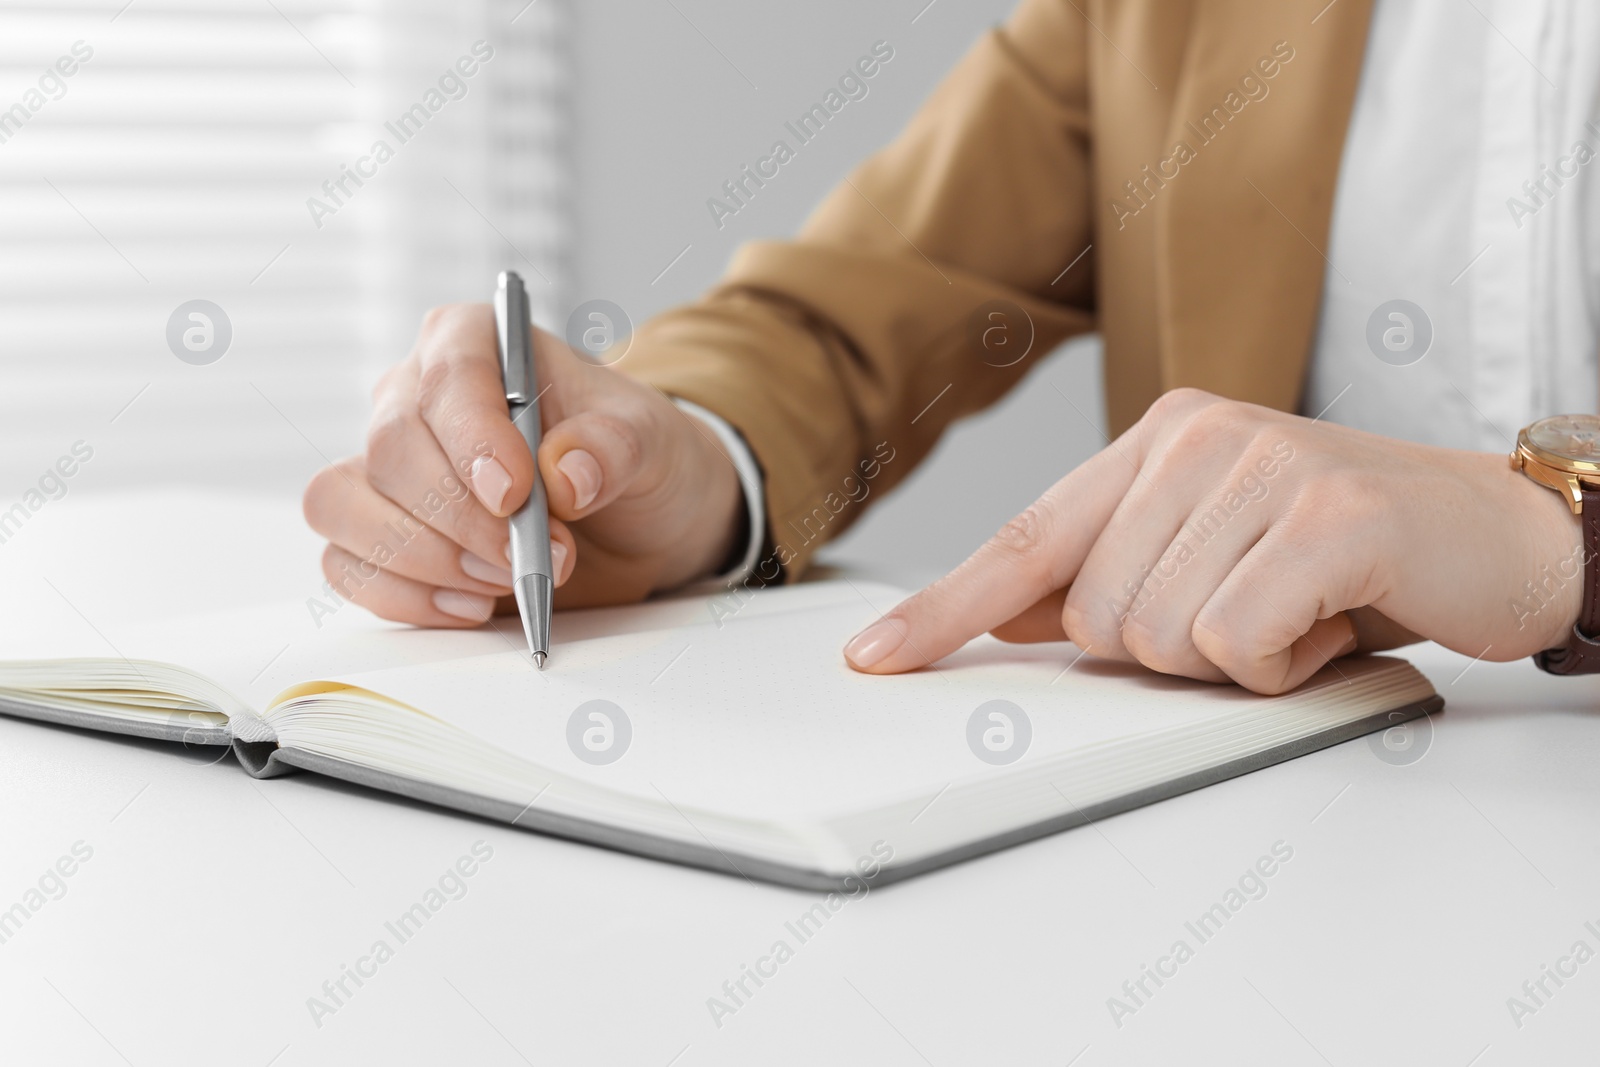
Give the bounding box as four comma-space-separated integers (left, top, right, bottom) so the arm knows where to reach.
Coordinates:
1527, 414, 1600, 462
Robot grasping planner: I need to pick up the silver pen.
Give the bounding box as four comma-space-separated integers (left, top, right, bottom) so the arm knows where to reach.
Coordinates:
494, 271, 553, 669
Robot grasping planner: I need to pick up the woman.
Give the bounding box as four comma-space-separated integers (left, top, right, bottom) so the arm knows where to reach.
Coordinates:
303, 0, 1600, 692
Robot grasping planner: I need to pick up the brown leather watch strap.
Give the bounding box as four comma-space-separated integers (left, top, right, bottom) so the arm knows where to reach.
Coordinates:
1535, 486, 1600, 674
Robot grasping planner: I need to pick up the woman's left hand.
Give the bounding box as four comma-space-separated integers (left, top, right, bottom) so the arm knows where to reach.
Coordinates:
843, 388, 1584, 694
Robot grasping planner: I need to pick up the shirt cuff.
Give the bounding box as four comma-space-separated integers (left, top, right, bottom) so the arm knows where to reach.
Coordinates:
671, 398, 766, 588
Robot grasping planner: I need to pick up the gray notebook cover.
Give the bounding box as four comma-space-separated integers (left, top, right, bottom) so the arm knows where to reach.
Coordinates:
0, 690, 1443, 892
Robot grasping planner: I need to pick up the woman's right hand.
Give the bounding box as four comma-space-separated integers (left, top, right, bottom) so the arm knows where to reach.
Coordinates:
302, 303, 748, 627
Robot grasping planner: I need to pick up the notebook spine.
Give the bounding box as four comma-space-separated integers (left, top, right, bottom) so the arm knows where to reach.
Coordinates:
229, 712, 297, 779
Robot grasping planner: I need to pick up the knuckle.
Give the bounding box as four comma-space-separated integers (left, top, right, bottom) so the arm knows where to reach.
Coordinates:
1136, 391, 1247, 472
1238, 429, 1291, 486
370, 366, 392, 404
1191, 615, 1289, 692
1170, 398, 1251, 453
1145, 386, 1218, 425
1060, 594, 1116, 655
371, 360, 407, 404
1190, 613, 1236, 667
1252, 423, 1295, 455
321, 546, 397, 618
364, 416, 421, 497
1250, 673, 1295, 697
302, 458, 361, 533
1120, 615, 1185, 673
1059, 599, 1090, 643
993, 504, 1050, 560
319, 544, 349, 591
419, 302, 465, 334
302, 468, 338, 532
587, 411, 643, 473
413, 355, 458, 420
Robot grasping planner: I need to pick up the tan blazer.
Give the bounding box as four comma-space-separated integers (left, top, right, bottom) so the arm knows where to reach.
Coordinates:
627, 0, 1375, 574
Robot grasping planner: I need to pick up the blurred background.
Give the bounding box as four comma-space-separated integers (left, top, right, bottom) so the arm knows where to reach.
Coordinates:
0, 0, 1103, 581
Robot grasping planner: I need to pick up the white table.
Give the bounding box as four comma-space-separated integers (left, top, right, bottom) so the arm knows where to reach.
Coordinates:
1, 492, 1597, 1066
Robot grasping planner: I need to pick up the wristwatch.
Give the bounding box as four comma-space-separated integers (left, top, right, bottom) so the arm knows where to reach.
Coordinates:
1511, 414, 1600, 674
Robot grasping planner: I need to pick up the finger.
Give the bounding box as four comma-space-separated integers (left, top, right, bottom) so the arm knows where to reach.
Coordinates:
1111, 476, 1276, 683
989, 589, 1068, 643
548, 516, 575, 588
844, 387, 1221, 674
410, 303, 539, 517
1062, 404, 1268, 669
538, 406, 652, 521
1056, 483, 1196, 668
1346, 604, 1425, 651
366, 389, 515, 570
843, 442, 1139, 674
548, 531, 665, 609
1190, 529, 1361, 694
320, 544, 497, 628
304, 457, 514, 596
487, 521, 575, 616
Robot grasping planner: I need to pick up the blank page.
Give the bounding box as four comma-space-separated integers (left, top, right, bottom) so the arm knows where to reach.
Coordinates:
308, 583, 1416, 823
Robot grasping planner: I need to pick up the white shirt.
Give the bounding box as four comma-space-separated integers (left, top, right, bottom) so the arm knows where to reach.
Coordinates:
713, 0, 1600, 581
671, 399, 766, 587
1303, 0, 1600, 446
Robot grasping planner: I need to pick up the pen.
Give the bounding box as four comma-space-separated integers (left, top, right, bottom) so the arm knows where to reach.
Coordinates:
494, 270, 553, 669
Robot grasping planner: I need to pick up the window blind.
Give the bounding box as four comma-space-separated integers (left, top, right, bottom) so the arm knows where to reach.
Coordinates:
0, 0, 569, 493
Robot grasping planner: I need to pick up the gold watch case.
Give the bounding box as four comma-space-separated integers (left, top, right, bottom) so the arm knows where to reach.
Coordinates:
1510, 413, 1600, 514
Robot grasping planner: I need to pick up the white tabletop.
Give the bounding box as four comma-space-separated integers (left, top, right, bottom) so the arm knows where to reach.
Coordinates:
1, 491, 1597, 1066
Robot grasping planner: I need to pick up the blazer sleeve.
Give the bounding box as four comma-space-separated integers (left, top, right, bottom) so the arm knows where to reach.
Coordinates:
624, 0, 1096, 579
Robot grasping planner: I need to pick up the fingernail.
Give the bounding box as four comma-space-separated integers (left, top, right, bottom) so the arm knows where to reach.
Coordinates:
469, 455, 513, 514
844, 619, 908, 670
1338, 631, 1359, 657
460, 550, 513, 587
432, 589, 494, 622
558, 449, 602, 510
550, 540, 569, 583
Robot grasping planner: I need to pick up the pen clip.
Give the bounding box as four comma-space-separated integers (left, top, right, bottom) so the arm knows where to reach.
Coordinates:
495, 270, 533, 404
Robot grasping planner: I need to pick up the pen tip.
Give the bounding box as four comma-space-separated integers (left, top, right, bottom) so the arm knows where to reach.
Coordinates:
532, 650, 547, 670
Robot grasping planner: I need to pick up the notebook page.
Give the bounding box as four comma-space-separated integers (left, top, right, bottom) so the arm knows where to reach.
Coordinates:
4, 580, 870, 715
309, 592, 1407, 823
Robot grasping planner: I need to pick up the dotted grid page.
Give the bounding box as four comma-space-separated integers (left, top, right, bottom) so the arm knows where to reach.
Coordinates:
308, 591, 1399, 824
84, 579, 879, 714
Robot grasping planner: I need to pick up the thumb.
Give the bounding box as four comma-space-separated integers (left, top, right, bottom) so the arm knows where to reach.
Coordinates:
537, 407, 652, 521
989, 588, 1069, 644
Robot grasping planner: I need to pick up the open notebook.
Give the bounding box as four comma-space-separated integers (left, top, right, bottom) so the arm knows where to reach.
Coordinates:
0, 581, 1440, 890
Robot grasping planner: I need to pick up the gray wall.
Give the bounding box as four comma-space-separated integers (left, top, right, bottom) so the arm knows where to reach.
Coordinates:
570, 0, 1106, 581
0, 0, 1106, 589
